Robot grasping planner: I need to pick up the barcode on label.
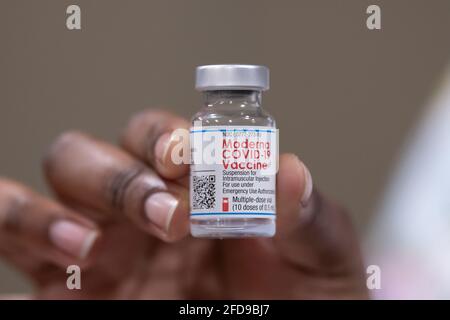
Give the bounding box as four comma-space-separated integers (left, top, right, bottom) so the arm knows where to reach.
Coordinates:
192, 175, 216, 210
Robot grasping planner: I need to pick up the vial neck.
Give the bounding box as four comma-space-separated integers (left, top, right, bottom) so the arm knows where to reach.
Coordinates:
202, 90, 262, 108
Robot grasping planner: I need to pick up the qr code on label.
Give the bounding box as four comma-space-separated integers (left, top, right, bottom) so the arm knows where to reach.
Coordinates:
192, 175, 216, 210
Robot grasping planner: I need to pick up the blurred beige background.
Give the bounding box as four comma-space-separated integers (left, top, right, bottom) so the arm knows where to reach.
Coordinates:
1, 0, 450, 294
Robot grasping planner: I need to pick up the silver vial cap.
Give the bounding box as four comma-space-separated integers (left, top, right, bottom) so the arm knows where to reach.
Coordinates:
195, 64, 269, 91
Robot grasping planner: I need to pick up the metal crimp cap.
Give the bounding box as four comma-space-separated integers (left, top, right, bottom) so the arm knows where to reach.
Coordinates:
195, 64, 269, 91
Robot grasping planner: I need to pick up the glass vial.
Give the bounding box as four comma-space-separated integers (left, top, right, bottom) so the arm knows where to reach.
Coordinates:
190, 65, 277, 238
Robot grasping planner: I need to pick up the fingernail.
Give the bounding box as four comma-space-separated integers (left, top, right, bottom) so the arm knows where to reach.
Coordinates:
49, 220, 99, 260
144, 192, 178, 232
154, 132, 172, 164
300, 163, 313, 207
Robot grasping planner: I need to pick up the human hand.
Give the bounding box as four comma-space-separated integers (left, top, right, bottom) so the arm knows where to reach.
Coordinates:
0, 109, 367, 299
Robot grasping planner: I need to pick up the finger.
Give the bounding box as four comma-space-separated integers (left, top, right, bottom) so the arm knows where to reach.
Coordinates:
0, 178, 100, 272
44, 131, 189, 242
274, 154, 365, 281
120, 109, 190, 180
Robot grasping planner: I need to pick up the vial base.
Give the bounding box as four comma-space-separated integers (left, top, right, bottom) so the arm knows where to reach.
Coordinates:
190, 217, 275, 238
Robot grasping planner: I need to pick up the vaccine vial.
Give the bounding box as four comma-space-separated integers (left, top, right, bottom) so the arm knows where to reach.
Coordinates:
190, 65, 277, 238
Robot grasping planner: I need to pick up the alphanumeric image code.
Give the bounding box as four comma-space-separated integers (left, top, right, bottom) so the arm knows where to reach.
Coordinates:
192, 175, 216, 209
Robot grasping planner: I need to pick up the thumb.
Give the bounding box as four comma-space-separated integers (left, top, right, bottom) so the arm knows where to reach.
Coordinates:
274, 153, 365, 280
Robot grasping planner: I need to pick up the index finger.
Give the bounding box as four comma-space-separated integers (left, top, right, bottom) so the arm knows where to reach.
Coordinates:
120, 109, 190, 180
44, 131, 190, 242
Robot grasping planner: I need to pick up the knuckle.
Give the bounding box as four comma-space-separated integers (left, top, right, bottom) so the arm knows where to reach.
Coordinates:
125, 109, 170, 132
107, 165, 146, 211
106, 165, 166, 214
121, 109, 169, 155
121, 109, 189, 165
0, 179, 31, 200
0, 181, 30, 233
43, 130, 86, 174
52, 130, 85, 147
128, 109, 156, 123
144, 121, 170, 159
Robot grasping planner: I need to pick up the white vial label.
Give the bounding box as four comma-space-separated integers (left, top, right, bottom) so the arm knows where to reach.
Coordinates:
190, 126, 277, 219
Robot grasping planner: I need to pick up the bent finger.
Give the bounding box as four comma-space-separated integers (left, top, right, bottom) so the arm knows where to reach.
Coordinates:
121, 109, 190, 180
44, 131, 189, 242
0, 178, 100, 272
